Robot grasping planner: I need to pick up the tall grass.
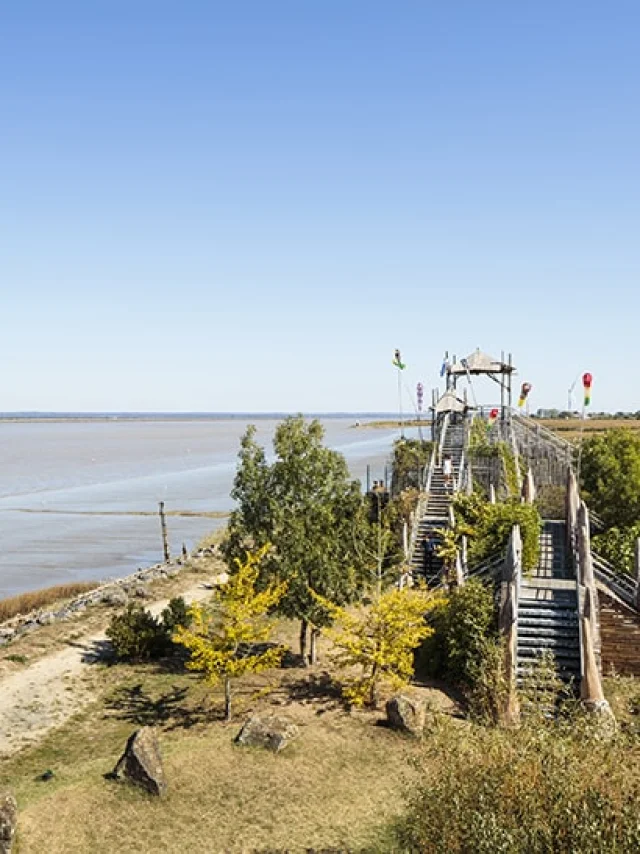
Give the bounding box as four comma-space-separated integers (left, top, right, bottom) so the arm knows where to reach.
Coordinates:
379, 711, 640, 853
0, 582, 98, 622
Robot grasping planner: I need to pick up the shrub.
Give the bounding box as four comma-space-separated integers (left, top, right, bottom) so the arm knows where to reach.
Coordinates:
380, 716, 640, 853
107, 598, 191, 661
453, 493, 541, 572
161, 596, 192, 632
594, 523, 640, 577
390, 438, 433, 494
417, 580, 498, 699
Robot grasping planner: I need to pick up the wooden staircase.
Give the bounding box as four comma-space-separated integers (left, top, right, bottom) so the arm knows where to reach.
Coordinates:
517, 521, 581, 689
410, 419, 466, 584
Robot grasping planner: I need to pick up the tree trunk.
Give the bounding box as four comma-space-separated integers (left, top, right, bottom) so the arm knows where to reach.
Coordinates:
224, 677, 232, 721
368, 663, 379, 708
299, 618, 309, 665
309, 627, 320, 665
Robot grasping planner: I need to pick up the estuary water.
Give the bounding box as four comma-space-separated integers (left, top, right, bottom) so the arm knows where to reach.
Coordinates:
0, 418, 413, 598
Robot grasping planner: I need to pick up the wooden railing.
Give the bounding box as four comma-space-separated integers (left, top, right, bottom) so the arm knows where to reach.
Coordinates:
592, 552, 636, 610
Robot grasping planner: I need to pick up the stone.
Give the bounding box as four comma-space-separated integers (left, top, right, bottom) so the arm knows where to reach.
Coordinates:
385, 694, 426, 737
99, 588, 128, 606
235, 715, 299, 753
0, 792, 17, 854
584, 699, 617, 741
112, 727, 167, 796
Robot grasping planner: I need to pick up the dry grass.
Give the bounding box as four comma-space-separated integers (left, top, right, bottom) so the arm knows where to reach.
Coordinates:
541, 418, 640, 441
0, 583, 99, 623
0, 623, 444, 854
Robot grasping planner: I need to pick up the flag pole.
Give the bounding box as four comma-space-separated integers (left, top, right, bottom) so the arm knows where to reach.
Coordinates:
397, 366, 404, 438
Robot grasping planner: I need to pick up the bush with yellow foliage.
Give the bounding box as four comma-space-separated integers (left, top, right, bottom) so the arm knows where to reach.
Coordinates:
312, 585, 443, 708
173, 546, 287, 720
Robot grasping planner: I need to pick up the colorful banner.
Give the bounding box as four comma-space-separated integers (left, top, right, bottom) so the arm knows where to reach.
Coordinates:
487, 407, 500, 429
518, 382, 533, 408
392, 349, 406, 370
583, 373, 593, 407
416, 382, 424, 412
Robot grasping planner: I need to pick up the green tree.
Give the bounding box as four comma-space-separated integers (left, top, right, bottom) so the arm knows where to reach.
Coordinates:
390, 438, 433, 494
581, 429, 640, 528
222, 416, 368, 664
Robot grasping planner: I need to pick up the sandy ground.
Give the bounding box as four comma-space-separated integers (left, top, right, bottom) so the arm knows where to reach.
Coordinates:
0, 581, 221, 758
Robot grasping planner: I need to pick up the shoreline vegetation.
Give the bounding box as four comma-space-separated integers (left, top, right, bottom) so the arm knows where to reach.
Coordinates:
354, 418, 431, 429
0, 582, 100, 623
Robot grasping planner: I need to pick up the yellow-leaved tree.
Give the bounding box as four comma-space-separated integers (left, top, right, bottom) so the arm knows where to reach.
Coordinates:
173, 546, 287, 720
312, 585, 443, 708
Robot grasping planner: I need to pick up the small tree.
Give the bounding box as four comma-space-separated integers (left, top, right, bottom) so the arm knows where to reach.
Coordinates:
222, 416, 369, 664
313, 586, 442, 708
581, 429, 640, 527
173, 547, 287, 720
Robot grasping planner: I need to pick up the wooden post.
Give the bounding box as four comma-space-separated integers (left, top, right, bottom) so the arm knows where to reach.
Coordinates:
489, 483, 496, 504
158, 501, 170, 563
499, 525, 521, 726
634, 539, 640, 612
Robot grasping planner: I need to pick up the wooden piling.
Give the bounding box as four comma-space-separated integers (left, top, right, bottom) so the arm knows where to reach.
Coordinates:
158, 501, 170, 563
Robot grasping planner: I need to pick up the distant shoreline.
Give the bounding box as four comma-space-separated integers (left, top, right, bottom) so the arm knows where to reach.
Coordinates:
0, 412, 405, 424
354, 419, 432, 430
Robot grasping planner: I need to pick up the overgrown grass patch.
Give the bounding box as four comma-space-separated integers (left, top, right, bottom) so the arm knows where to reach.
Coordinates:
0, 583, 99, 622
0, 628, 425, 853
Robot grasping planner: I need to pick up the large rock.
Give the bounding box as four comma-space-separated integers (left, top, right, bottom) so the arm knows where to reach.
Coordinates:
112, 727, 167, 796
584, 699, 617, 741
386, 694, 426, 737
0, 792, 17, 854
235, 715, 299, 753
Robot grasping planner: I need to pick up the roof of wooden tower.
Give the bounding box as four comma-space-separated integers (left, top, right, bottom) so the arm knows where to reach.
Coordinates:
447, 348, 516, 376
435, 391, 468, 414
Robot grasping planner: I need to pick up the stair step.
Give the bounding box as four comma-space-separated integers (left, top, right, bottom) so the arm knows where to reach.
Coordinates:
518, 637, 580, 651
518, 626, 579, 640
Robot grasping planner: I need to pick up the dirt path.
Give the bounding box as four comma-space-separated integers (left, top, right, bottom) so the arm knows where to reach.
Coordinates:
0, 582, 218, 758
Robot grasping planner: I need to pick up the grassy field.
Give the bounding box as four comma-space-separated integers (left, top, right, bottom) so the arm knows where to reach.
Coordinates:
0, 616, 458, 854
540, 418, 640, 441
3, 605, 640, 854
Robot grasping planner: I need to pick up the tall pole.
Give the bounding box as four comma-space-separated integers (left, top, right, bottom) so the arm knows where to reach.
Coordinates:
397, 366, 404, 437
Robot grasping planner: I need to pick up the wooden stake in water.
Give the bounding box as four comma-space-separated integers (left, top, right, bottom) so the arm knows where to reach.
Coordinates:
158, 501, 170, 562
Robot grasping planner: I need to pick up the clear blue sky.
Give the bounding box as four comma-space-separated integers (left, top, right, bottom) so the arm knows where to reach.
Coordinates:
2, 1, 638, 413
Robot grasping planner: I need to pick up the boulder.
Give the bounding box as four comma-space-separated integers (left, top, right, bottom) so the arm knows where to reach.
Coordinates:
235, 715, 299, 753
385, 694, 426, 737
112, 727, 167, 796
0, 792, 17, 854
99, 588, 128, 607
584, 699, 617, 741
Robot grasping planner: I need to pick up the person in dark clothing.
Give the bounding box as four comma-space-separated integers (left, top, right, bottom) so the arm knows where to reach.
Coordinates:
422, 533, 437, 575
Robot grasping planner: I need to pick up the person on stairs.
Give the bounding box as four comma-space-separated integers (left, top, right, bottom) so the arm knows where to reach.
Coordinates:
443, 454, 454, 492
422, 533, 437, 576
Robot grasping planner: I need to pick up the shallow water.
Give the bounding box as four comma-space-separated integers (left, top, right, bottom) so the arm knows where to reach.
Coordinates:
0, 418, 415, 598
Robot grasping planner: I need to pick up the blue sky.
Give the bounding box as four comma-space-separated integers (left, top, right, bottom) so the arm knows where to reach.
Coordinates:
2, 1, 639, 413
